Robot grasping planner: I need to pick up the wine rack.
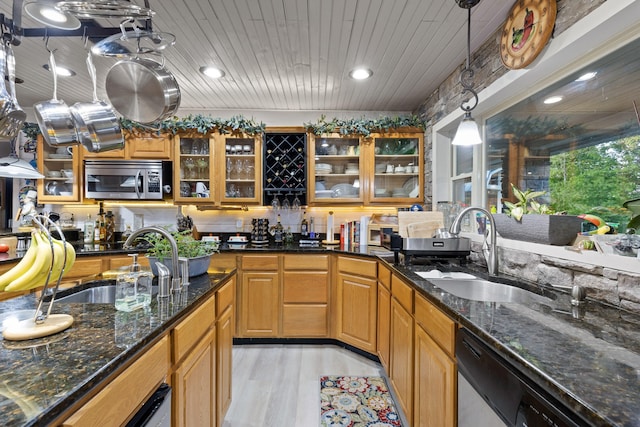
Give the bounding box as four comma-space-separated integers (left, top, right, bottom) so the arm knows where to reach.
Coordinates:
263, 133, 307, 206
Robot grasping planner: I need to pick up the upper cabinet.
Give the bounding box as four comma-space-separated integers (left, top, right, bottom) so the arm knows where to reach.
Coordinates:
173, 133, 262, 206
308, 130, 424, 205
81, 131, 173, 160
37, 137, 82, 204
308, 135, 363, 204
369, 132, 423, 203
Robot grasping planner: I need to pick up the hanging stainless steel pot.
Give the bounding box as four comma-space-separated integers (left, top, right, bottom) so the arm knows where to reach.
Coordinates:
33, 50, 79, 146
70, 52, 124, 152
0, 41, 27, 138
105, 56, 180, 124
0, 42, 12, 120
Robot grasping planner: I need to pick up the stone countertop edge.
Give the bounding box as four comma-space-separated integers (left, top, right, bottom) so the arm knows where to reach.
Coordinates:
0, 270, 236, 427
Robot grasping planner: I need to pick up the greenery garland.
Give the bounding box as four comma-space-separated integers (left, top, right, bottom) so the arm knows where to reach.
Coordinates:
303, 114, 425, 136
21, 113, 425, 139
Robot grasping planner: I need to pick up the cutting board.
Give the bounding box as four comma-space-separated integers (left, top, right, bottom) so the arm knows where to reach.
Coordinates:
406, 220, 443, 238
397, 211, 444, 237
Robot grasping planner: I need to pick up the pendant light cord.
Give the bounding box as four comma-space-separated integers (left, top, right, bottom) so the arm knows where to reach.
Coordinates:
460, 7, 478, 113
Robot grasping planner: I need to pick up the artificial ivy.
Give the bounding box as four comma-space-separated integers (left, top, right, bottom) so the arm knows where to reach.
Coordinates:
22, 113, 424, 139
303, 114, 425, 137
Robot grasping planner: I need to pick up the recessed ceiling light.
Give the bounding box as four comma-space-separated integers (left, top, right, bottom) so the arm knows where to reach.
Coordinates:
575, 71, 597, 82
543, 96, 563, 104
24, 2, 81, 30
43, 64, 76, 77
199, 66, 225, 79
349, 68, 373, 80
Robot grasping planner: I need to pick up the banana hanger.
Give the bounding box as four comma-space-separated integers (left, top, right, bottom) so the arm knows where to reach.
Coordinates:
2, 214, 74, 341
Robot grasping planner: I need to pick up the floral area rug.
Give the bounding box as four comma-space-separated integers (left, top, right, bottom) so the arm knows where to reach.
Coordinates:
320, 375, 403, 427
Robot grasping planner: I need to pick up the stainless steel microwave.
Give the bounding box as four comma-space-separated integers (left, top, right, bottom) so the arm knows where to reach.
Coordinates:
84, 160, 172, 200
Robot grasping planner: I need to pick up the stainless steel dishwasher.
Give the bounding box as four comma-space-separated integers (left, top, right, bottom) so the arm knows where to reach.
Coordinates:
456, 328, 587, 427
126, 383, 172, 427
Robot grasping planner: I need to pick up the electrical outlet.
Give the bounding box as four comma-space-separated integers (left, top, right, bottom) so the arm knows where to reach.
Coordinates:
236, 219, 243, 229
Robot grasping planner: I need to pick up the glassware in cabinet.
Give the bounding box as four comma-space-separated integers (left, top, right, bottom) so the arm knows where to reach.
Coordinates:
175, 136, 214, 202
309, 135, 362, 202
220, 135, 261, 203
371, 136, 422, 201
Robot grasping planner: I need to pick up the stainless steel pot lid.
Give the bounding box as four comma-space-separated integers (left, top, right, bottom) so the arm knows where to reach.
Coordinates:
56, 0, 155, 19
91, 30, 176, 57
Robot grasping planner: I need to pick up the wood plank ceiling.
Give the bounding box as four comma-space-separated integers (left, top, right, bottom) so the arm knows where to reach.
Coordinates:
1, 0, 514, 117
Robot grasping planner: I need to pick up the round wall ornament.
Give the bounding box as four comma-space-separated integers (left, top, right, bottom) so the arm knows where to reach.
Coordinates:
500, 0, 557, 70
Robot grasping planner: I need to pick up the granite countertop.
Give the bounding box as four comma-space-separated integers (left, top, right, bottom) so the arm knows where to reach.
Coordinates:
385, 259, 640, 427
1, 244, 638, 426
0, 271, 235, 427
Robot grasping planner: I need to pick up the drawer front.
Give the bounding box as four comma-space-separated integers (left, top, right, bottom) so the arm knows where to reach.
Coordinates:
414, 293, 455, 356
391, 275, 413, 313
283, 254, 329, 270
216, 277, 235, 316
283, 304, 328, 336
283, 272, 328, 303
378, 263, 391, 290
172, 296, 215, 363
67, 258, 104, 279
62, 336, 169, 427
337, 256, 377, 278
242, 255, 279, 271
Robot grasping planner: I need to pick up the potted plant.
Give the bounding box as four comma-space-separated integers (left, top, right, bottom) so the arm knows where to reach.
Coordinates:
493, 184, 583, 246
143, 229, 219, 277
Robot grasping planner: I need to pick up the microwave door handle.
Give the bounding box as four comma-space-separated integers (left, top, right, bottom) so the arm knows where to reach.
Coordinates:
135, 170, 142, 199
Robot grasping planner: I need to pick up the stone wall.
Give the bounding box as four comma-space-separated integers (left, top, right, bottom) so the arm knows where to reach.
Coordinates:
415, 0, 608, 207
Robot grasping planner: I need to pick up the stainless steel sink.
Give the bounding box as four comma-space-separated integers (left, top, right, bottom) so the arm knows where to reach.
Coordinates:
425, 278, 550, 303
54, 285, 117, 304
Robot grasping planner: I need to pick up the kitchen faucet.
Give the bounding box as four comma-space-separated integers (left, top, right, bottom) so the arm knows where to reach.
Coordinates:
449, 207, 498, 276
124, 226, 182, 295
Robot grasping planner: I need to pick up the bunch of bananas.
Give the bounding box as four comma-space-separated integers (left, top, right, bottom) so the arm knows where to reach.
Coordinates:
0, 230, 76, 292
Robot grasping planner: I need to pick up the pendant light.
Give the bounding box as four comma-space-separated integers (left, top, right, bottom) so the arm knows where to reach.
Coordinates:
452, 0, 482, 146
0, 136, 44, 179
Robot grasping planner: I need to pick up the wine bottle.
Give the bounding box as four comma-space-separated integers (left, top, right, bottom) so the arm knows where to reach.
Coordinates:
300, 211, 309, 237
274, 214, 284, 243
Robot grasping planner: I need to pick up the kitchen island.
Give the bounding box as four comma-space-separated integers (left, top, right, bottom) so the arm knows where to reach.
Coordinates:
0, 244, 638, 426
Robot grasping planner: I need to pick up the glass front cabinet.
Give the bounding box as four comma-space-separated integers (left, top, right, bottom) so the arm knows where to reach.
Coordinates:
308, 131, 423, 205
37, 136, 82, 204
173, 133, 262, 206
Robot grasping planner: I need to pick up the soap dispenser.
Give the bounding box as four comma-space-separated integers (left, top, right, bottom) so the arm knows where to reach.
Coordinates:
115, 254, 153, 312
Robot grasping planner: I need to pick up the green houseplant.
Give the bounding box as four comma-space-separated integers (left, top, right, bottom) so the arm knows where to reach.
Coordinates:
143, 229, 218, 277
494, 184, 583, 246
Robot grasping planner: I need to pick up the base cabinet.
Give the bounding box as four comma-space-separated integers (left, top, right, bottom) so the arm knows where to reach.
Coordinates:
216, 278, 235, 425
61, 336, 170, 427
414, 324, 456, 427
282, 255, 329, 337
390, 298, 414, 422
174, 328, 217, 427
413, 293, 457, 427
335, 269, 377, 353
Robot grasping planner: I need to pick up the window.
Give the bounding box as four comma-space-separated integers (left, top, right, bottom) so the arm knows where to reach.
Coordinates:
485, 37, 640, 229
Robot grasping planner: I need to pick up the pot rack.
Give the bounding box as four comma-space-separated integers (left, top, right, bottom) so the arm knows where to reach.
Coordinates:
0, 0, 154, 45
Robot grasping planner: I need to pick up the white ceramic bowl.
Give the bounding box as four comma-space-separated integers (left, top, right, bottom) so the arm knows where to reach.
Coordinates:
61, 169, 74, 178
47, 170, 62, 178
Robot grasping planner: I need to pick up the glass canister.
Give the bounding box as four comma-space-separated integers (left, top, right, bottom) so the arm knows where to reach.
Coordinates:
115, 254, 153, 312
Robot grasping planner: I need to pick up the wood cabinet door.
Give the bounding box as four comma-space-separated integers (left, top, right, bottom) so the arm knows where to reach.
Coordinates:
217, 304, 234, 425
239, 272, 279, 337
390, 298, 414, 422
377, 283, 391, 370
414, 324, 456, 427
335, 272, 377, 353
173, 328, 216, 427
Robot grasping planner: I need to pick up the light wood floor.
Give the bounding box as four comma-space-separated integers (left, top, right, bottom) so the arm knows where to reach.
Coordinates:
221, 344, 387, 427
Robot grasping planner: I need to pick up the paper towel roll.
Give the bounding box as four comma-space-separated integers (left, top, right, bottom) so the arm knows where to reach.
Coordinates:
326, 212, 334, 241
